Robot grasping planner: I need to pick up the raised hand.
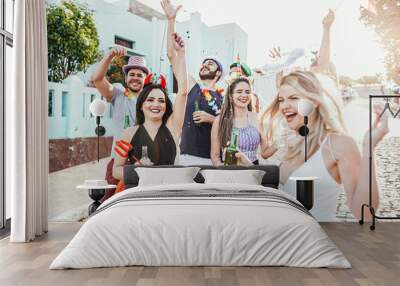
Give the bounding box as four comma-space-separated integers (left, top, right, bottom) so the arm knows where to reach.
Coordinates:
161, 0, 182, 20
362, 104, 389, 151
172, 32, 185, 53
193, 110, 215, 124
322, 9, 335, 29
268, 46, 281, 60
108, 46, 127, 59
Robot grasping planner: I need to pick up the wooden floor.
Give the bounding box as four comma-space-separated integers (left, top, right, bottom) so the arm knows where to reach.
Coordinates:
0, 222, 399, 286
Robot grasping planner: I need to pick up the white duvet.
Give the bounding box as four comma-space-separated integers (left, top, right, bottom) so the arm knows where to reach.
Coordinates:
50, 183, 350, 269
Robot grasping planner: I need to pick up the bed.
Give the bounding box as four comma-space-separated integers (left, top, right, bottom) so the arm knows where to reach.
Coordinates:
50, 165, 350, 269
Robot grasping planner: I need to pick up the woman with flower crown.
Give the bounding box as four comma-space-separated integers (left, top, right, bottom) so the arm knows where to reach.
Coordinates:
112, 32, 188, 181
210, 75, 277, 166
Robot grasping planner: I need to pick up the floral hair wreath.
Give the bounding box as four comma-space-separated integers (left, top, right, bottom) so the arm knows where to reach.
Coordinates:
144, 73, 167, 89
225, 72, 252, 86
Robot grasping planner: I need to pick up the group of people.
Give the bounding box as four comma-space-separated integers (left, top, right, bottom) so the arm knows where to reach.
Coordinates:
91, 0, 389, 222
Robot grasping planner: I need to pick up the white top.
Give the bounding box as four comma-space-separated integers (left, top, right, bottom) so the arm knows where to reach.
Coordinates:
282, 136, 342, 222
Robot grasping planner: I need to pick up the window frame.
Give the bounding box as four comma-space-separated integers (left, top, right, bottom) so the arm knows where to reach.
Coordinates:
48, 89, 54, 117
61, 91, 68, 117
1, 0, 14, 234
114, 35, 135, 50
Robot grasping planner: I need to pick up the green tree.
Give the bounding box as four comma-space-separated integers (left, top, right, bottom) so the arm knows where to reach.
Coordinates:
360, 1, 400, 84
47, 1, 101, 82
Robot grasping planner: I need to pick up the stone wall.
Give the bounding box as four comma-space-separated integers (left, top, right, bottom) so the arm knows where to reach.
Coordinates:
49, 137, 113, 173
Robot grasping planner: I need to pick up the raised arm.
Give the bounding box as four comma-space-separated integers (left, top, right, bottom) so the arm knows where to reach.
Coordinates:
267, 47, 284, 89
259, 133, 278, 159
161, 0, 197, 90
167, 33, 188, 136
334, 111, 388, 221
161, 0, 181, 61
315, 9, 334, 72
91, 46, 127, 102
210, 116, 223, 166
254, 112, 277, 159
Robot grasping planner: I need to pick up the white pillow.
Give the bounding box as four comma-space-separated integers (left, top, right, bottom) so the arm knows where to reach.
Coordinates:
135, 167, 200, 186
200, 169, 266, 185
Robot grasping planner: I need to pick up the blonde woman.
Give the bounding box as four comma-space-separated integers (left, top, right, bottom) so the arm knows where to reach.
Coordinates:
210, 77, 276, 166
261, 71, 388, 221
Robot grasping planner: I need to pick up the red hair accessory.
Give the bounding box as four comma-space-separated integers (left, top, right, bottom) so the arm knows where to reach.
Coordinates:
144, 73, 167, 89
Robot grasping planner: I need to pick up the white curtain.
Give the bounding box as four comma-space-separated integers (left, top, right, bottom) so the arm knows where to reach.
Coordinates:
9, 0, 48, 242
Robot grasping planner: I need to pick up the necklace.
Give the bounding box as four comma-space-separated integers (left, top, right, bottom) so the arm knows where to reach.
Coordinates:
200, 86, 224, 113
124, 88, 137, 100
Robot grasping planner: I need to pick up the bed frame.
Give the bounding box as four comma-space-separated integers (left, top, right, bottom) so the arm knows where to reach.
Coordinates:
123, 165, 280, 190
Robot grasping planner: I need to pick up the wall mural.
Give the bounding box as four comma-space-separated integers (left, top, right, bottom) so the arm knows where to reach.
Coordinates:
47, 0, 400, 223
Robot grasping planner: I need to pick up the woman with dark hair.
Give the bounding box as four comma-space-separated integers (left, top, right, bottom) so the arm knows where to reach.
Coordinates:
210, 76, 276, 166
112, 32, 188, 180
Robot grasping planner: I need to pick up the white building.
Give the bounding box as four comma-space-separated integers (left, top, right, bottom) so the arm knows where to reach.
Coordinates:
175, 11, 248, 78
48, 0, 248, 139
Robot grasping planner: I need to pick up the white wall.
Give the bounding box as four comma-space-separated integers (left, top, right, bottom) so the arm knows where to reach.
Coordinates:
253, 73, 278, 110
176, 13, 248, 81
48, 77, 116, 139
208, 23, 248, 68
79, 0, 155, 84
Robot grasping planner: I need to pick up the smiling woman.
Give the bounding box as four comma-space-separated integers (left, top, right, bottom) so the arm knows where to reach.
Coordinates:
111, 31, 188, 191
261, 70, 389, 222
210, 76, 277, 166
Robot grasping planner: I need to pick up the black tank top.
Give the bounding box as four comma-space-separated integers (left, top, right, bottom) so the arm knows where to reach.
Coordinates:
180, 83, 223, 158
128, 124, 176, 165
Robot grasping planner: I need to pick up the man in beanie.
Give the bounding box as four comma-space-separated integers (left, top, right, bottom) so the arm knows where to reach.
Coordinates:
162, 0, 224, 165
91, 48, 149, 201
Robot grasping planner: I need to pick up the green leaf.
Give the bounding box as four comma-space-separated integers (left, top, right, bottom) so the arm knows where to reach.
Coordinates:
47, 1, 100, 82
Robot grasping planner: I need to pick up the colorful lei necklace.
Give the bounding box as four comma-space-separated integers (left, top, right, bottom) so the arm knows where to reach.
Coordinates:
200, 86, 224, 113
124, 88, 137, 100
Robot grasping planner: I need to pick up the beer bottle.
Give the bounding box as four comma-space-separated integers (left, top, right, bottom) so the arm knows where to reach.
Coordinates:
140, 145, 154, 166
194, 99, 201, 127
224, 128, 239, 165
124, 115, 130, 129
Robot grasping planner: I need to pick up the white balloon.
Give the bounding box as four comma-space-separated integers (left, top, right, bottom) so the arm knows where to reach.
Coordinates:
89, 99, 106, 116
298, 99, 314, 116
